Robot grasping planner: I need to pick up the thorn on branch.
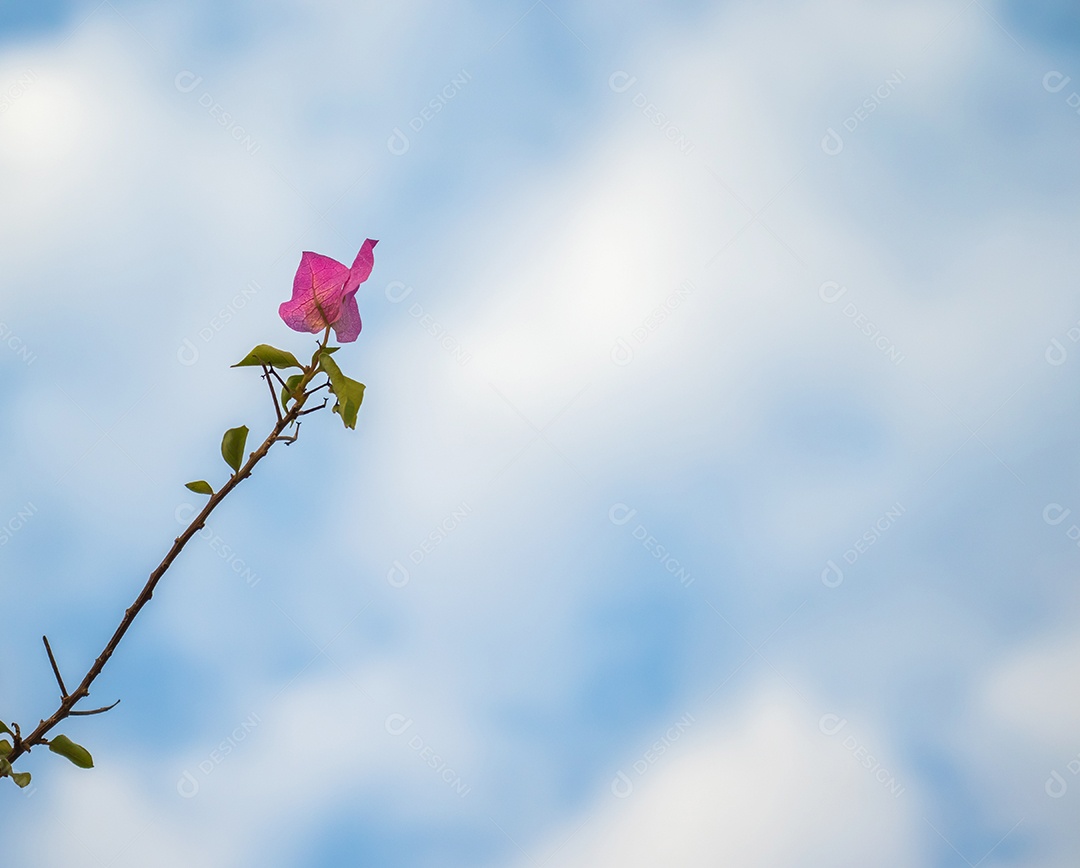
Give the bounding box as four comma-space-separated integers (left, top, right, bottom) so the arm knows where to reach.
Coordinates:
42, 636, 68, 698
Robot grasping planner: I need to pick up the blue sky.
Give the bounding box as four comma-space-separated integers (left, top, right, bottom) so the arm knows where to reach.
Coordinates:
2, 0, 1080, 865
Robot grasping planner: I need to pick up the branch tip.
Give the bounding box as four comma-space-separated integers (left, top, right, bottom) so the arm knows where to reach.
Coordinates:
42, 635, 68, 698
70, 700, 121, 717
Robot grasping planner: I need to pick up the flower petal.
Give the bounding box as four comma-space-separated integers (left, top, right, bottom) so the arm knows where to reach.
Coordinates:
332, 295, 362, 343
279, 252, 350, 334
332, 239, 377, 342
343, 239, 379, 296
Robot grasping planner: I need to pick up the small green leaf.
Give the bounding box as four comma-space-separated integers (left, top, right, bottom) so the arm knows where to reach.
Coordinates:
0, 721, 11, 736
10, 770, 31, 788
0, 757, 11, 776
0, 740, 11, 756
49, 734, 94, 769
185, 480, 214, 496
281, 373, 304, 407
231, 344, 302, 370
221, 426, 249, 473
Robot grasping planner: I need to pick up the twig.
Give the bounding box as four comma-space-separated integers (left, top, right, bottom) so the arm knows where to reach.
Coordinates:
267, 367, 290, 391
274, 421, 301, 445
297, 398, 329, 416
261, 365, 283, 423
42, 636, 68, 698
69, 700, 121, 717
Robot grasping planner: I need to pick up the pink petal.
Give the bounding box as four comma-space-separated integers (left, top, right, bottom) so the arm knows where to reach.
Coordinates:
332, 295, 362, 343
279, 252, 350, 334
343, 239, 379, 296
331, 239, 377, 342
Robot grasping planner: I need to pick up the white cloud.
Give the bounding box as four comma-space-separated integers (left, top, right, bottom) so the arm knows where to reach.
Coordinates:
511, 688, 920, 868
982, 631, 1080, 749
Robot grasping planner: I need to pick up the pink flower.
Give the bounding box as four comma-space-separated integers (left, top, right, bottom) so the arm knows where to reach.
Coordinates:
278, 239, 378, 343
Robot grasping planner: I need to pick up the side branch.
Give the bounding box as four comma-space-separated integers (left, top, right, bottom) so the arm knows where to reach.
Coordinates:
42, 636, 68, 698
262, 364, 284, 423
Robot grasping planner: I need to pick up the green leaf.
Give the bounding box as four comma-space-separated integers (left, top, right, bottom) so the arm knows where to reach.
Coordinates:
318, 352, 364, 429
331, 379, 365, 430
0, 757, 10, 776
281, 374, 304, 407
185, 480, 214, 496
317, 349, 346, 390
0, 721, 11, 736
221, 426, 249, 473
231, 344, 302, 370
0, 740, 11, 757
10, 771, 31, 788
49, 734, 94, 769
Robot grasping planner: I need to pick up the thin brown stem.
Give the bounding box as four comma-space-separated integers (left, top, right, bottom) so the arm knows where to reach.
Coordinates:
5, 338, 331, 769
41, 636, 68, 698
69, 700, 121, 717
297, 398, 328, 417
262, 365, 284, 423
267, 367, 290, 392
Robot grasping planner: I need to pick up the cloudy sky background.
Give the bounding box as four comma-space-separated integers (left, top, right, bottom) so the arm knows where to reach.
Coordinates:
2, 0, 1080, 864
